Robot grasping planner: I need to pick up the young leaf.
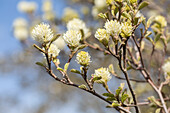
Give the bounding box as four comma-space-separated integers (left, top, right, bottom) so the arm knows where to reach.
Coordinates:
64, 63, 70, 71
121, 94, 129, 103
57, 67, 64, 72
78, 84, 87, 89
103, 93, 115, 97
138, 1, 149, 10
108, 64, 115, 74
36, 62, 45, 67
93, 76, 102, 81
111, 101, 120, 107
70, 69, 81, 74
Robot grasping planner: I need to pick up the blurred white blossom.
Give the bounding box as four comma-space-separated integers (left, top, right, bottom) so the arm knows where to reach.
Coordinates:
67, 18, 90, 38
17, 1, 37, 13
13, 18, 28, 28
14, 28, 29, 41
62, 7, 79, 22
53, 36, 66, 50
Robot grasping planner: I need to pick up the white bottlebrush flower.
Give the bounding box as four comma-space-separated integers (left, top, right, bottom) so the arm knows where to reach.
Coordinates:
121, 22, 133, 37
17, 1, 37, 13
31, 22, 54, 43
53, 36, 66, 50
13, 18, 28, 28
93, 67, 112, 83
63, 30, 82, 48
95, 28, 110, 46
95, 28, 110, 41
104, 20, 122, 36
48, 44, 60, 58
67, 18, 90, 38
14, 28, 28, 41
76, 51, 91, 66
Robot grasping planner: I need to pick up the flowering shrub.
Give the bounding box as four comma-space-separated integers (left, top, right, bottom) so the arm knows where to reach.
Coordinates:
13, 0, 170, 113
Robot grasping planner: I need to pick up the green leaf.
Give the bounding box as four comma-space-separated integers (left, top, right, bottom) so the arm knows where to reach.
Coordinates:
35, 62, 45, 67
146, 37, 154, 45
115, 83, 124, 97
147, 16, 154, 28
121, 94, 129, 103
57, 67, 64, 72
154, 33, 161, 42
111, 101, 120, 107
148, 96, 162, 107
70, 69, 81, 74
78, 44, 87, 50
64, 63, 70, 71
138, 1, 149, 10
144, 31, 152, 38
103, 93, 115, 97
122, 12, 132, 20
78, 84, 87, 89
106, 97, 116, 101
133, 17, 139, 25
155, 108, 161, 113
93, 76, 102, 81
98, 13, 107, 19
108, 64, 115, 74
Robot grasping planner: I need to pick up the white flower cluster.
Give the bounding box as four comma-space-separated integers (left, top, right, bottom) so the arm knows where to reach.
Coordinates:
104, 20, 122, 36
93, 67, 112, 83
13, 18, 29, 41
17, 1, 37, 13
48, 44, 60, 58
95, 28, 110, 45
67, 18, 90, 38
76, 51, 91, 66
95, 28, 109, 41
31, 23, 54, 43
63, 30, 82, 48
121, 22, 133, 37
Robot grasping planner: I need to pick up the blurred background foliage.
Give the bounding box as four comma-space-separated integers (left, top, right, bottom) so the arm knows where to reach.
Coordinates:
0, 0, 170, 113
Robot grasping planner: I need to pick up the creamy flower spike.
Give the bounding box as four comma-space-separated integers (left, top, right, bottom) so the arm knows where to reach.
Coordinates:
121, 22, 133, 37
104, 20, 121, 36
48, 44, 60, 58
67, 18, 90, 38
63, 30, 82, 48
95, 28, 110, 46
93, 67, 112, 83
76, 51, 91, 66
17, 1, 37, 13
31, 23, 54, 43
